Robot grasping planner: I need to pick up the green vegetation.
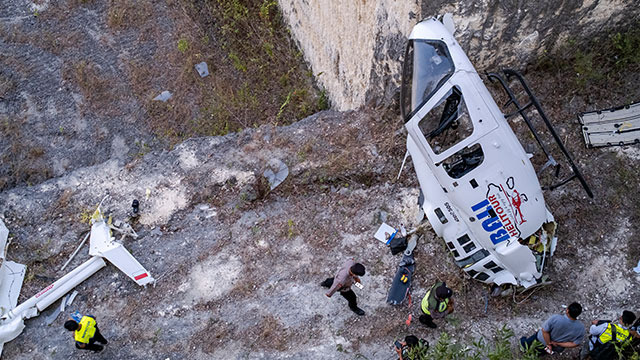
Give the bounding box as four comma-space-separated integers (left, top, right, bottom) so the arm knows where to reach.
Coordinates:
188, 0, 324, 132
533, 25, 640, 95
405, 326, 541, 360
142, 0, 325, 144
177, 38, 189, 53
287, 219, 295, 238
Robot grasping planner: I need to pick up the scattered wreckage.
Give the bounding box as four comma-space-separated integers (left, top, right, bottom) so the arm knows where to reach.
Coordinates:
0, 202, 154, 355
397, 17, 592, 290
579, 101, 640, 147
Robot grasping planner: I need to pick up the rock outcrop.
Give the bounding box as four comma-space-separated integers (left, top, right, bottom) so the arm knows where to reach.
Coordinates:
279, 0, 639, 110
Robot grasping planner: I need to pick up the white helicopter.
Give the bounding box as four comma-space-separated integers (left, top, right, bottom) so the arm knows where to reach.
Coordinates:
0, 203, 154, 355
399, 17, 592, 289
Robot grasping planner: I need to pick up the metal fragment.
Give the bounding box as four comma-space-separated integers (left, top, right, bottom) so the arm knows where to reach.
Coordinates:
195, 62, 209, 77
579, 102, 640, 147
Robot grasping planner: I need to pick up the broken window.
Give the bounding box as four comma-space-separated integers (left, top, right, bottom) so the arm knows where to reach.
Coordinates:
441, 143, 484, 179
400, 40, 454, 120
418, 86, 474, 154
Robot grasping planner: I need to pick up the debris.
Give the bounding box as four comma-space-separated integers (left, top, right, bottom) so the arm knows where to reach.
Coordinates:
109, 221, 138, 240
43, 304, 62, 326
263, 159, 289, 190
60, 232, 90, 271
194, 62, 209, 77
483, 291, 489, 314
374, 223, 396, 244
0, 203, 155, 354
633, 260, 640, 273
579, 101, 640, 147
66, 290, 79, 307
60, 293, 70, 312
405, 314, 412, 326
70, 311, 81, 323
378, 210, 387, 223
153, 90, 172, 102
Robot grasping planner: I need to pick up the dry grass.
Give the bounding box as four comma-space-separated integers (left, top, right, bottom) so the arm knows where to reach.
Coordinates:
107, 0, 153, 30
0, 117, 53, 190
0, 73, 16, 99
119, 0, 326, 146
62, 60, 124, 116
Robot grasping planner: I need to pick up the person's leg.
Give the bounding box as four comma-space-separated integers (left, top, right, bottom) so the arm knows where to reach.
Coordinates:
340, 290, 364, 315
93, 326, 108, 344
579, 335, 591, 360
77, 342, 104, 352
519, 333, 537, 348
321, 277, 334, 288
418, 312, 437, 328
519, 333, 547, 356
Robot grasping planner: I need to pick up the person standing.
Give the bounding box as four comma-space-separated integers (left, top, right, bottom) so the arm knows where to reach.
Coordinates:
64, 314, 108, 352
520, 302, 585, 355
419, 281, 454, 328
321, 259, 366, 316
580, 310, 636, 360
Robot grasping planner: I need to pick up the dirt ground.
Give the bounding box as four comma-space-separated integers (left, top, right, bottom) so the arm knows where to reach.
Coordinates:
1, 100, 639, 359
1, 1, 640, 360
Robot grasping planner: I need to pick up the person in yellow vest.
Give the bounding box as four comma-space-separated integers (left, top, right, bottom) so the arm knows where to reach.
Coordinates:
64, 315, 108, 352
580, 310, 636, 360
419, 281, 453, 328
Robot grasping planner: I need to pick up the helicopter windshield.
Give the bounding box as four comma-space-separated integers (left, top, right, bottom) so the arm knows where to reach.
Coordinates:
403, 40, 455, 118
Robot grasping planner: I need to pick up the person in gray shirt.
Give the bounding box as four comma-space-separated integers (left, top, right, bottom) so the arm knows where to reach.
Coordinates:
520, 302, 585, 355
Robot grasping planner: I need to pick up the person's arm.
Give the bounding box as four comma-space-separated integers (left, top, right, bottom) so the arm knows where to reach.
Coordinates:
395, 341, 406, 360
542, 329, 553, 352
354, 276, 361, 283
326, 280, 342, 297
590, 322, 608, 336
396, 346, 403, 360
447, 298, 455, 313
549, 341, 579, 349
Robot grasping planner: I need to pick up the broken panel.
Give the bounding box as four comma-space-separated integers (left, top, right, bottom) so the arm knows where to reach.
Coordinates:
579, 102, 640, 147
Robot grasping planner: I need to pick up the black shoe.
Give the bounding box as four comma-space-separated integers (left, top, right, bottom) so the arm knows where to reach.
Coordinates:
351, 307, 365, 316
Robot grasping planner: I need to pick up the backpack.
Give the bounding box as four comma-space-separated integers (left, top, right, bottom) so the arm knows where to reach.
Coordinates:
389, 236, 407, 255
590, 323, 630, 360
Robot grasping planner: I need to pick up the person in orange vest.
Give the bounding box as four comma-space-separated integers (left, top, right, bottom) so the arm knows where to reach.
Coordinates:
64, 315, 108, 352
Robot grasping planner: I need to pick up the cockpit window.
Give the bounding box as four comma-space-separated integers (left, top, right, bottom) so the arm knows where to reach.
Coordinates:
417, 86, 474, 154
400, 40, 455, 121
441, 143, 484, 179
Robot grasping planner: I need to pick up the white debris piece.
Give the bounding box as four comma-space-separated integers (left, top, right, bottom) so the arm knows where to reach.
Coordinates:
153, 90, 172, 102
0, 219, 26, 318
263, 159, 289, 190
43, 305, 62, 326
195, 62, 209, 77
579, 102, 640, 147
374, 223, 396, 244
66, 290, 79, 307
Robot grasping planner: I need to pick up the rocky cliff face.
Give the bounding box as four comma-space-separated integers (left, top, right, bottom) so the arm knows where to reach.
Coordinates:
279, 0, 639, 110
